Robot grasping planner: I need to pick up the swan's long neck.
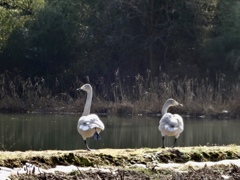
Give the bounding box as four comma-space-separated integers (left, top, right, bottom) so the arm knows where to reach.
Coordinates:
162, 101, 171, 115
82, 90, 92, 116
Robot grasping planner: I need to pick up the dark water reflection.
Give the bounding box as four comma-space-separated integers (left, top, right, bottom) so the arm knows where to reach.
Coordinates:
0, 113, 239, 151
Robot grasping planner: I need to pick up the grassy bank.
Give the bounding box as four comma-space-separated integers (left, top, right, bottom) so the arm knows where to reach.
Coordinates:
1, 146, 240, 179
0, 71, 240, 117
1, 146, 240, 168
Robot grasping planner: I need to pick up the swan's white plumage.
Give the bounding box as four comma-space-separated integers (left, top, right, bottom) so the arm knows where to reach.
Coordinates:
158, 98, 184, 148
78, 114, 105, 132
159, 113, 183, 138
77, 84, 105, 150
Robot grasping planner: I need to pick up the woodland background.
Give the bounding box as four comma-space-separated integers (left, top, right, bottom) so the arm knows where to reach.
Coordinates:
0, 0, 240, 115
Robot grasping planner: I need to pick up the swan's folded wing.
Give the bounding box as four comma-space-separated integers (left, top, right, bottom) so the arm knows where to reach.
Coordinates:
78, 114, 105, 131
159, 113, 178, 127
163, 125, 179, 132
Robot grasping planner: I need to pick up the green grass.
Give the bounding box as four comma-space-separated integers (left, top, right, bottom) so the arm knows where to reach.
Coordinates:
1, 146, 240, 168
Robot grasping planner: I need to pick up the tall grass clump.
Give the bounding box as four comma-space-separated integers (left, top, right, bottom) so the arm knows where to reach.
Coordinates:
94, 70, 240, 116
0, 70, 240, 116
0, 71, 49, 112
0, 71, 76, 113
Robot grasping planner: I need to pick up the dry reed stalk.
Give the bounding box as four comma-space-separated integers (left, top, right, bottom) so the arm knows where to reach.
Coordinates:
0, 70, 239, 116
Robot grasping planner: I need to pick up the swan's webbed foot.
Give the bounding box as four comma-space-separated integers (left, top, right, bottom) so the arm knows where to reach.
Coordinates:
93, 129, 101, 141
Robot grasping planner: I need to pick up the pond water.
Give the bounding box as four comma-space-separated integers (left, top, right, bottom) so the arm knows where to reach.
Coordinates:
0, 113, 239, 151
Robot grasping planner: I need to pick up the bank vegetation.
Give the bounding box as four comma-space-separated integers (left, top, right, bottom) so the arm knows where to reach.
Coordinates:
1, 0, 240, 117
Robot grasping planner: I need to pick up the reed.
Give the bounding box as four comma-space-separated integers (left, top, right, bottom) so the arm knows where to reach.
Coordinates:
0, 70, 239, 116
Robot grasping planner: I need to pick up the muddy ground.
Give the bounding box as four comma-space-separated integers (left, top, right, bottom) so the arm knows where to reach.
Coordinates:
1, 146, 240, 179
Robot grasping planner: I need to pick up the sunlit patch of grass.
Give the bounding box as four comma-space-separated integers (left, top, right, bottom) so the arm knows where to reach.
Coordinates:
0, 146, 239, 168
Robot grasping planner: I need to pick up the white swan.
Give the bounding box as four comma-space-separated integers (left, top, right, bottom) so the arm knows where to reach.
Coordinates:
77, 84, 105, 151
158, 98, 183, 148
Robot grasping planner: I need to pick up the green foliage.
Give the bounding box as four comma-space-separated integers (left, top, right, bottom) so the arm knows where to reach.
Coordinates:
199, 0, 240, 77
0, 0, 44, 52
72, 0, 215, 78
0, 0, 45, 76
23, 0, 80, 75
0, 0, 239, 93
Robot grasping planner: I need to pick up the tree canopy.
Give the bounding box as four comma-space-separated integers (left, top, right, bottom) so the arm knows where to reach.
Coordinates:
0, 0, 240, 91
